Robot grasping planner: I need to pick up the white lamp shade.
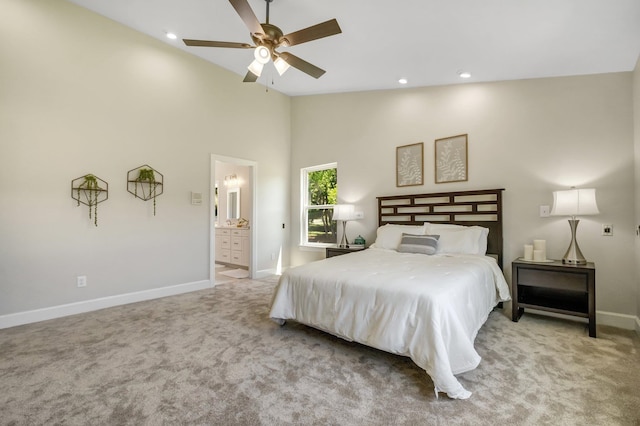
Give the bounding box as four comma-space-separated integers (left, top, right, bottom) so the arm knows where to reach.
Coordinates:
247, 60, 264, 77
550, 188, 599, 216
332, 204, 355, 221
254, 46, 270, 65
274, 57, 290, 76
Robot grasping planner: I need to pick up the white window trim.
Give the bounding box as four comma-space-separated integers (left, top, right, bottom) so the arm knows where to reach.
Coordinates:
300, 162, 337, 249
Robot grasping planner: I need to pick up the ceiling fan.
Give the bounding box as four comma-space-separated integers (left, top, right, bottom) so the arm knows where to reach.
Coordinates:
183, 0, 342, 82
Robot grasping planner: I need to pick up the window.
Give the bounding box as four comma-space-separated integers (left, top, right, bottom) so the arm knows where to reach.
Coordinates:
301, 163, 337, 247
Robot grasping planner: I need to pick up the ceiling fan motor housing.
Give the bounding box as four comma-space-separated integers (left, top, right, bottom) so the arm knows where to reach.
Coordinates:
251, 23, 287, 53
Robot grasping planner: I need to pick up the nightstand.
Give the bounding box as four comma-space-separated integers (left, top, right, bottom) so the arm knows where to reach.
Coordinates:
325, 246, 365, 258
511, 259, 596, 337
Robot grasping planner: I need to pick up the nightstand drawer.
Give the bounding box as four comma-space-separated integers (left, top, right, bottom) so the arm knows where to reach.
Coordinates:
518, 268, 587, 292
326, 246, 365, 258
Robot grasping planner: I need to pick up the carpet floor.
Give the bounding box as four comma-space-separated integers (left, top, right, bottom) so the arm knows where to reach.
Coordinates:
1, 276, 639, 425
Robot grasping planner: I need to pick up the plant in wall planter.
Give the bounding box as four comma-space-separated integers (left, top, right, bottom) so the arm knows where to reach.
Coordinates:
71, 174, 109, 227
127, 164, 164, 215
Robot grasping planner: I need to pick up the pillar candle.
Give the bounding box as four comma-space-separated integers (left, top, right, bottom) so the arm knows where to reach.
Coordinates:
524, 244, 534, 261
533, 239, 546, 261
533, 249, 545, 262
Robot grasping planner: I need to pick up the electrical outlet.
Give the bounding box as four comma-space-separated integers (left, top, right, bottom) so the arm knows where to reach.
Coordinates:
602, 224, 613, 236
77, 275, 87, 287
539, 205, 550, 217
271, 252, 276, 260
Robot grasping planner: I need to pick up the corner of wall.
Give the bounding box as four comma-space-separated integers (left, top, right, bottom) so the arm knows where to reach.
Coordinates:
634, 54, 640, 324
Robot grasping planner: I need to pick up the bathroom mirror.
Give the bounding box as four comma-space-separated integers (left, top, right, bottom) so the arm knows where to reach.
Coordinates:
227, 188, 240, 219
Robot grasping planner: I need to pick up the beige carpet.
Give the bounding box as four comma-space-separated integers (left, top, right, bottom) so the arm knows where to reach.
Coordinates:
1, 277, 639, 425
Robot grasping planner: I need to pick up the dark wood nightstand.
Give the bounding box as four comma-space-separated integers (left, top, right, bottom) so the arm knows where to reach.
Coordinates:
512, 259, 596, 337
325, 246, 366, 258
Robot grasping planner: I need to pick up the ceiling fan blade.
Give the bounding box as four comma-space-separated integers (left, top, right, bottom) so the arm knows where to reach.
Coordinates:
279, 52, 326, 79
229, 0, 264, 36
183, 39, 253, 49
282, 19, 341, 47
243, 70, 259, 83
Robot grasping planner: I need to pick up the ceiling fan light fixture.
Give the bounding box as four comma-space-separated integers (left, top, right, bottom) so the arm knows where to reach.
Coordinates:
254, 46, 271, 64
248, 59, 264, 77
183, 0, 342, 82
274, 56, 291, 76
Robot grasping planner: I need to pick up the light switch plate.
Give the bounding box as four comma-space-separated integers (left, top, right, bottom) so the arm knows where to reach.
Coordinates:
191, 191, 203, 205
539, 205, 550, 217
77, 275, 87, 287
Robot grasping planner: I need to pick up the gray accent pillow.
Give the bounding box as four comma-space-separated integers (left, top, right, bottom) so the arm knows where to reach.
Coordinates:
397, 234, 440, 255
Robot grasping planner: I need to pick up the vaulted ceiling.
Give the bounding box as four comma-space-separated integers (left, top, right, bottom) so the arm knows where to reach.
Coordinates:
66, 0, 640, 96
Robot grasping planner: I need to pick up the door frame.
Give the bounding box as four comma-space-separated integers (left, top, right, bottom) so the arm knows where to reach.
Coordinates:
210, 154, 258, 285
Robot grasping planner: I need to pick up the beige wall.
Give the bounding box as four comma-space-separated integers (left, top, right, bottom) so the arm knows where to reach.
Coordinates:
634, 56, 640, 328
291, 73, 637, 321
0, 0, 291, 316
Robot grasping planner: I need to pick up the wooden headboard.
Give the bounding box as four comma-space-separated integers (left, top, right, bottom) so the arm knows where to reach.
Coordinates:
377, 188, 505, 267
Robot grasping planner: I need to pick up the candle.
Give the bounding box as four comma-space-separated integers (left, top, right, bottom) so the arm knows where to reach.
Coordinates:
533, 239, 546, 261
533, 249, 545, 262
524, 244, 534, 261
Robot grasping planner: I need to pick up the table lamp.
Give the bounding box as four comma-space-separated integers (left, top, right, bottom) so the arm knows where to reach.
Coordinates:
332, 204, 355, 248
550, 188, 599, 265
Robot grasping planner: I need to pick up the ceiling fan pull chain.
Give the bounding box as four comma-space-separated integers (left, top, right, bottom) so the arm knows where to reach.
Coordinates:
266, 68, 274, 92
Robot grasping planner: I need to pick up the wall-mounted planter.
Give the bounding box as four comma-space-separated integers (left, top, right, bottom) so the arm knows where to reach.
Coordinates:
127, 164, 163, 215
71, 174, 108, 226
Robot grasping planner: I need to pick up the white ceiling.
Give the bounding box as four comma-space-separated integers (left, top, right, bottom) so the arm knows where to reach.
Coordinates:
66, 0, 640, 97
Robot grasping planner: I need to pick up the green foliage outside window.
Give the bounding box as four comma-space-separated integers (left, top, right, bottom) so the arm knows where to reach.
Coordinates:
307, 168, 337, 244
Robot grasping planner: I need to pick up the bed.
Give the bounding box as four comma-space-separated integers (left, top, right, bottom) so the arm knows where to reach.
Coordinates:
269, 189, 510, 399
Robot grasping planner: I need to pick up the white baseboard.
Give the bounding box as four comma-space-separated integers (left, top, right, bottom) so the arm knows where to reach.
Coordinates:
502, 306, 639, 332
0, 279, 212, 330
597, 310, 639, 331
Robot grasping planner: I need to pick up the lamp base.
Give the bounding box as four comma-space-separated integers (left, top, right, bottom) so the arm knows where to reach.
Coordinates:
338, 221, 349, 248
561, 219, 587, 265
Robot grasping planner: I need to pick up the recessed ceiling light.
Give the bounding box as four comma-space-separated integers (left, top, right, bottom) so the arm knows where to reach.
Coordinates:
459, 71, 471, 79
398, 78, 408, 85
166, 32, 177, 40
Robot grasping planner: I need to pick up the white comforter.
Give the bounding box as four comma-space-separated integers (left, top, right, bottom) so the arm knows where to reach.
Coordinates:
269, 248, 511, 399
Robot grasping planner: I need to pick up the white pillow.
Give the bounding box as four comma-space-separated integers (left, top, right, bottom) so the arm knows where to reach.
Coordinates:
373, 224, 425, 250
476, 227, 489, 255
425, 223, 489, 255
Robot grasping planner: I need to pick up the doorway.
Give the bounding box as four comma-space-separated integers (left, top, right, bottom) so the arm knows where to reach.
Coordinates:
210, 154, 257, 285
